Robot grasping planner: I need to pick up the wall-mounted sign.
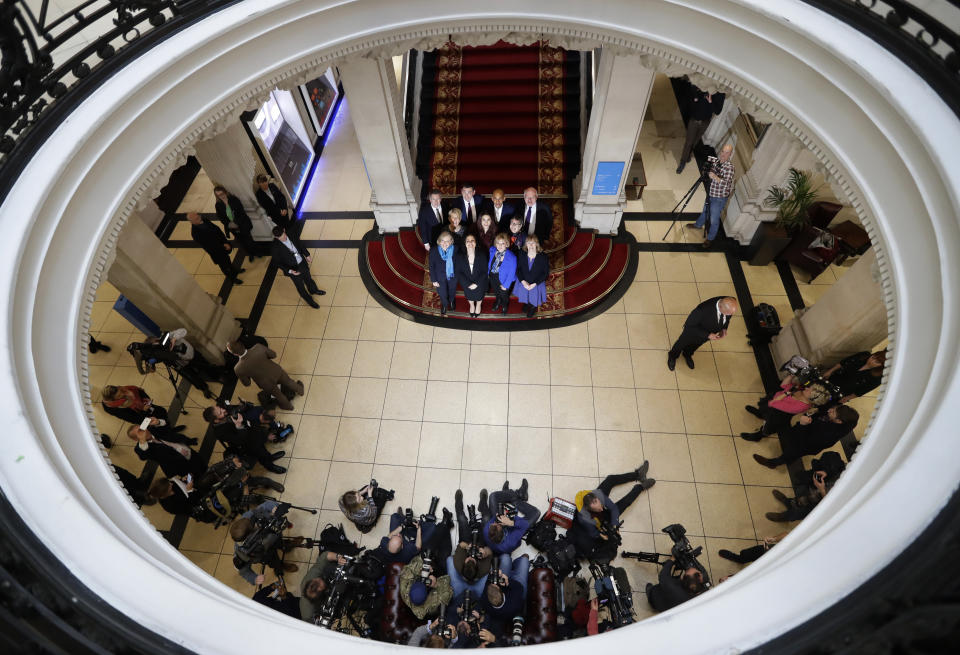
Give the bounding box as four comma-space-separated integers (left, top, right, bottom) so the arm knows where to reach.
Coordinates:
592, 161, 625, 196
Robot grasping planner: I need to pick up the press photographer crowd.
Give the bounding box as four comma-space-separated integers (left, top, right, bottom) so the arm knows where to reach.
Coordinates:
97, 304, 882, 645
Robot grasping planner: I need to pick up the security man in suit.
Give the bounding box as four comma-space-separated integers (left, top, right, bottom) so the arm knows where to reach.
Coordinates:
518, 187, 554, 246
667, 296, 739, 371
417, 189, 445, 251
270, 226, 326, 308
188, 212, 243, 284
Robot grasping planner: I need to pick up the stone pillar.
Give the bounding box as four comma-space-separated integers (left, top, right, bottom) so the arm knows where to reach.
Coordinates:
339, 56, 420, 232
702, 98, 739, 149
107, 214, 241, 365
574, 53, 655, 235
193, 122, 275, 240
771, 249, 886, 367
723, 126, 807, 245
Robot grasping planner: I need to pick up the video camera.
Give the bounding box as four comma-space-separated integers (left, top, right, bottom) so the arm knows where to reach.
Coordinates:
315, 551, 378, 636
780, 355, 841, 404
589, 561, 634, 628
127, 333, 185, 374
235, 503, 292, 570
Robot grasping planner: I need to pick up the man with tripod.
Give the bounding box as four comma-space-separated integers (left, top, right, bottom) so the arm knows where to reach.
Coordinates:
688, 143, 735, 248
230, 500, 309, 586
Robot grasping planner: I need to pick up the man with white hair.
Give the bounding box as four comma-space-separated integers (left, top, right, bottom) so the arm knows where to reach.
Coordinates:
688, 143, 735, 248
519, 187, 553, 245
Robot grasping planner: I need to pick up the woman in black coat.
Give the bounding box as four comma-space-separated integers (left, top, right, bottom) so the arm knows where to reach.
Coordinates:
255, 174, 291, 229
127, 422, 204, 479
429, 230, 459, 316
515, 234, 550, 318
214, 185, 258, 261
455, 234, 489, 318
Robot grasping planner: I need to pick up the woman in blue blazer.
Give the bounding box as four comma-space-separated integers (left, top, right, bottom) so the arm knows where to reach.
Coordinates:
429, 230, 459, 316
488, 232, 517, 316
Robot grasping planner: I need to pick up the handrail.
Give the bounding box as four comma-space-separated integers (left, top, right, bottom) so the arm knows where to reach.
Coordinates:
798, 0, 960, 117
0, 0, 237, 204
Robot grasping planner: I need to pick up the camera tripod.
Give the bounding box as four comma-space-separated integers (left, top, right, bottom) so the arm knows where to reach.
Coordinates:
662, 164, 711, 241
621, 550, 671, 564
157, 363, 193, 414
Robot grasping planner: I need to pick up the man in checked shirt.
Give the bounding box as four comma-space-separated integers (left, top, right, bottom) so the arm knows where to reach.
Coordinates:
688, 143, 735, 248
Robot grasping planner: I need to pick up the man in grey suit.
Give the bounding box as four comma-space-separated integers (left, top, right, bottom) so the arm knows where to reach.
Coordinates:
227, 341, 304, 411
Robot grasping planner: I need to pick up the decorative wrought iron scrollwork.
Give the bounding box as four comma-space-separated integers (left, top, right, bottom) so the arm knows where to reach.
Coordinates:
0, 0, 231, 163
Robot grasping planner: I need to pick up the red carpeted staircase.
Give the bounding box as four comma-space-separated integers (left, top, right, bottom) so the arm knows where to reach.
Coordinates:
362, 41, 636, 327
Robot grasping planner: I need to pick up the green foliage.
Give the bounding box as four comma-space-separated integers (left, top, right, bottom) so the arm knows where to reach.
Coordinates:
764, 168, 820, 232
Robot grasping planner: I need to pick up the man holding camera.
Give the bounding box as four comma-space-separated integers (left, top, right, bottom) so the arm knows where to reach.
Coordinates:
484, 479, 538, 555
481, 553, 530, 642
571, 462, 655, 560
687, 142, 735, 248
300, 549, 353, 621
203, 402, 288, 474
450, 489, 494, 599
230, 500, 303, 586
645, 559, 707, 612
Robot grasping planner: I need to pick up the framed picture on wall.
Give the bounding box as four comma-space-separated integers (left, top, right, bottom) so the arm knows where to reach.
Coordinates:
300, 68, 340, 136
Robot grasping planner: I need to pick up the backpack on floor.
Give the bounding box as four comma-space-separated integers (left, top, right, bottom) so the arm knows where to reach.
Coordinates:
524, 519, 558, 552
545, 536, 580, 580
318, 523, 361, 556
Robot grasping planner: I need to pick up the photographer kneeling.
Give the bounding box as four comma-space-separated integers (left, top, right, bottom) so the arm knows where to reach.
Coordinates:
450, 489, 494, 599
481, 553, 531, 644
230, 500, 304, 586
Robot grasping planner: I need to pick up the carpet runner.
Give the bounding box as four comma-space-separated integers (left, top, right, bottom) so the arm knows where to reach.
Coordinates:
362, 41, 635, 326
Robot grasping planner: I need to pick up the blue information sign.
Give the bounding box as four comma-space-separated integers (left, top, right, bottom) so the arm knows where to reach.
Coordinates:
592, 161, 625, 196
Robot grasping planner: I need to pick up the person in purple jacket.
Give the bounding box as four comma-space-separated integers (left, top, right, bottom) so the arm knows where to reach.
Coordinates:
488, 233, 517, 315
483, 479, 538, 555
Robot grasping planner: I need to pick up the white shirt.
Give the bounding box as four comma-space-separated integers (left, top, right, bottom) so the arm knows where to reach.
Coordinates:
716, 300, 724, 327
280, 237, 302, 265
431, 204, 442, 221
525, 203, 537, 236
494, 205, 502, 221
465, 198, 476, 220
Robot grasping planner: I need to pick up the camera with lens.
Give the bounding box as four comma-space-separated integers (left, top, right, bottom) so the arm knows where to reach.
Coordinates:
589, 561, 634, 628
487, 554, 504, 588
780, 355, 841, 404
419, 552, 435, 586
508, 616, 525, 646
459, 590, 483, 636
662, 523, 710, 588
235, 503, 292, 570
315, 552, 378, 636
127, 337, 181, 373
497, 501, 518, 520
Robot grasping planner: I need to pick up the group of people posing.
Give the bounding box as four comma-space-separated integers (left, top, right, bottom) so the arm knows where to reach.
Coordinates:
419, 185, 555, 318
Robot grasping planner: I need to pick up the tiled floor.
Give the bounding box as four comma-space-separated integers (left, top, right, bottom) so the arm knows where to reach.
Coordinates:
91, 76, 880, 620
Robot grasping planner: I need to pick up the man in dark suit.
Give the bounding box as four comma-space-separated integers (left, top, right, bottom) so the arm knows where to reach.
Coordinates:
255, 174, 291, 230
417, 189, 445, 251
518, 187, 554, 245
451, 182, 483, 226
214, 185, 259, 261
270, 226, 325, 308
667, 296, 739, 370
188, 212, 243, 284
482, 188, 517, 232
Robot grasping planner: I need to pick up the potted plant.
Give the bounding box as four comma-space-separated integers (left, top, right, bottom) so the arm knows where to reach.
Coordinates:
749, 168, 820, 265
765, 168, 820, 234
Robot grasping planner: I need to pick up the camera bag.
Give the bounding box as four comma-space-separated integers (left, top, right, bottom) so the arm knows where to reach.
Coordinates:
524, 519, 558, 551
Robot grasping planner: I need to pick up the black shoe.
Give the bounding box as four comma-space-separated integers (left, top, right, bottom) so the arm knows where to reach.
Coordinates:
455, 489, 464, 513
667, 356, 676, 371
639, 478, 656, 491
502, 480, 510, 492
492, 302, 501, 312
448, 301, 456, 310
518, 478, 529, 502
185, 437, 199, 446
265, 463, 287, 474
740, 431, 764, 442
765, 511, 792, 523
772, 489, 791, 506
232, 277, 244, 285
173, 425, 187, 432
386, 488, 396, 501
478, 489, 488, 515
753, 454, 779, 469
635, 460, 650, 481
501, 305, 508, 315
100, 434, 112, 449
702, 240, 712, 249
745, 405, 764, 419
676, 162, 685, 174
442, 507, 454, 527
271, 451, 286, 461
440, 305, 447, 317
307, 300, 320, 309
718, 549, 741, 563
238, 268, 247, 273
685, 223, 700, 230
683, 353, 695, 369
526, 305, 537, 318
99, 344, 112, 353
313, 289, 326, 296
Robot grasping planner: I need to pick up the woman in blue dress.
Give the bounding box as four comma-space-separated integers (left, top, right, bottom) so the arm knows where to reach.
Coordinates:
515, 234, 549, 318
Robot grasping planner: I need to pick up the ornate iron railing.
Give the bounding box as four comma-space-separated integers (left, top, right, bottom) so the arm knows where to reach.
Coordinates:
0, 0, 235, 196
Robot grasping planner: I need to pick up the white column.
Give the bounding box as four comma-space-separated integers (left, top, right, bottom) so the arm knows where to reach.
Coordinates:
702, 99, 740, 149
574, 53, 655, 235
193, 122, 275, 240
339, 56, 420, 232
107, 215, 241, 365
723, 126, 806, 244
771, 249, 886, 367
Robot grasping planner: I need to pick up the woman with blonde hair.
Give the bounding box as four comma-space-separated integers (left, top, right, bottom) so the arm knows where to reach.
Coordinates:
429, 230, 459, 316
515, 234, 549, 318
487, 232, 517, 315
339, 480, 394, 534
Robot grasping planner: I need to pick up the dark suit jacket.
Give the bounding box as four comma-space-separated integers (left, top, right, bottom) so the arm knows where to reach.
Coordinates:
647, 560, 693, 612
428, 244, 458, 285
516, 252, 549, 285
271, 236, 310, 277
160, 484, 197, 516
454, 249, 488, 290
255, 183, 289, 223
134, 436, 201, 478
481, 199, 518, 232
215, 194, 253, 236
190, 220, 231, 258
418, 202, 445, 245
515, 201, 554, 245
681, 296, 732, 341
452, 194, 485, 224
